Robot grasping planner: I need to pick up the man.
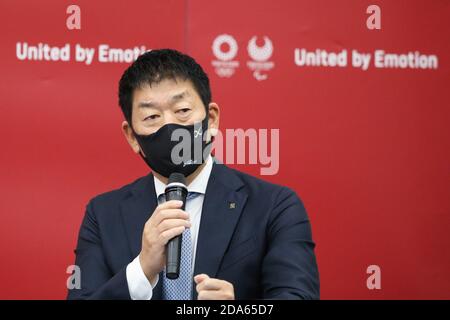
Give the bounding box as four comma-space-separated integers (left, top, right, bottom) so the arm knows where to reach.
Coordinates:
68, 49, 319, 300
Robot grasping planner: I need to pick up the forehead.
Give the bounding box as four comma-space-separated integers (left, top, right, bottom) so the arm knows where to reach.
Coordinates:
132, 78, 200, 108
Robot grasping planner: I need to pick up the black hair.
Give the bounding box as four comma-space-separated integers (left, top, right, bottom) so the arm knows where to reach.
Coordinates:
118, 49, 211, 127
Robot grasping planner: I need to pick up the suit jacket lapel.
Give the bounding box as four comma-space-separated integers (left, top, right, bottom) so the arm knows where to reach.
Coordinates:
192, 162, 248, 299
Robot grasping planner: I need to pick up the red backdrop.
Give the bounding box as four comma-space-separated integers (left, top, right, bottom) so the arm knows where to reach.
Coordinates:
0, 0, 448, 299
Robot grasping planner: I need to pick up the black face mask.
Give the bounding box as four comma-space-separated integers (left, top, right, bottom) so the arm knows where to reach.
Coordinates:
133, 116, 212, 178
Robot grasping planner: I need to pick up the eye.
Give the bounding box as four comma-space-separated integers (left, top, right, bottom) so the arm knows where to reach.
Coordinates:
176, 108, 191, 114
144, 114, 160, 120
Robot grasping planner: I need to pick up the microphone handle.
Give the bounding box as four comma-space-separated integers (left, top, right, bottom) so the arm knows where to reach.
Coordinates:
165, 187, 187, 279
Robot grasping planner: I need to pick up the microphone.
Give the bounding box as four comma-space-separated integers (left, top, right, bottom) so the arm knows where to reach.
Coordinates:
164, 172, 188, 279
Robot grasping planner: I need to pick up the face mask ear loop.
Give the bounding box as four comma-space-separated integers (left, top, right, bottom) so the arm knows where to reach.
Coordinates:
202, 113, 215, 160
138, 148, 146, 159
203, 112, 212, 143
130, 124, 147, 159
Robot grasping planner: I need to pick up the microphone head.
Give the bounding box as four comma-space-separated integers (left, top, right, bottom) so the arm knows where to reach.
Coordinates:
168, 172, 186, 186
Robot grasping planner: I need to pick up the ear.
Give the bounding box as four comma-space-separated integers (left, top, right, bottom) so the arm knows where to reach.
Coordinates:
207, 102, 220, 137
121, 120, 142, 155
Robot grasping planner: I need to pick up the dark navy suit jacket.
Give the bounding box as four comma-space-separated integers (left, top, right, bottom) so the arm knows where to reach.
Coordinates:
67, 162, 320, 299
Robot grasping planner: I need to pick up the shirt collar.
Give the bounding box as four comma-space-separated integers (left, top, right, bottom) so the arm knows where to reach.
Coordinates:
153, 155, 213, 199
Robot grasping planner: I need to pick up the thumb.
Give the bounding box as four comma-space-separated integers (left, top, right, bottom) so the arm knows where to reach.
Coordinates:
194, 273, 209, 284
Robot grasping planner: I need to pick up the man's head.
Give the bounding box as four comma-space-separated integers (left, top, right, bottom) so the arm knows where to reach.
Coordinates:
118, 49, 220, 179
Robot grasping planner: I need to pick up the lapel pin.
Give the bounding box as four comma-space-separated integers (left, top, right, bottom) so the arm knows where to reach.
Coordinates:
229, 202, 236, 209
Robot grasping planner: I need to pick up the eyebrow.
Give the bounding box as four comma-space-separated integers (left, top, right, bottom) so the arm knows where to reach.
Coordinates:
138, 90, 190, 109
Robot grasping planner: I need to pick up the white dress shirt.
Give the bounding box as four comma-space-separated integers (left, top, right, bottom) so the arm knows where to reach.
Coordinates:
126, 156, 213, 300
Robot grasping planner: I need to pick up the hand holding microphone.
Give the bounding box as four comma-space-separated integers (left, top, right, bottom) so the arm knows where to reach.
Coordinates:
138, 173, 190, 283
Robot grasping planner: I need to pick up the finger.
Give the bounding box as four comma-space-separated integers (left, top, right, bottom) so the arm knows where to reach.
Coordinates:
156, 200, 183, 212
197, 289, 232, 300
194, 274, 209, 284
196, 278, 225, 292
153, 208, 189, 225
157, 218, 191, 233
159, 226, 186, 244
150, 200, 184, 224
